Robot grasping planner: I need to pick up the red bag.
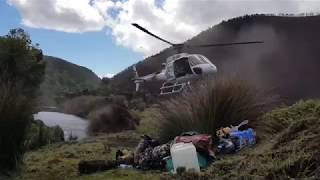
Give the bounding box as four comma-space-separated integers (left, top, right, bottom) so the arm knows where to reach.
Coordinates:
174, 134, 215, 158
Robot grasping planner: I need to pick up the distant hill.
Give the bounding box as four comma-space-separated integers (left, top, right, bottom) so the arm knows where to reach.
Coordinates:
111, 14, 320, 103
39, 56, 101, 106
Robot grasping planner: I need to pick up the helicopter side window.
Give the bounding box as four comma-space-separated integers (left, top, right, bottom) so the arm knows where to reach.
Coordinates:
174, 57, 192, 78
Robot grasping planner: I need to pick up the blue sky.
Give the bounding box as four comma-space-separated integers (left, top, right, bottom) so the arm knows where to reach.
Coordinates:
0, 1, 143, 77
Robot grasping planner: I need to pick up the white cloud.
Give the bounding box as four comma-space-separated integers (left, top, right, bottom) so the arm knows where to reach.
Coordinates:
102, 73, 115, 78
96, 72, 114, 79
7, 0, 108, 32
7, 0, 320, 55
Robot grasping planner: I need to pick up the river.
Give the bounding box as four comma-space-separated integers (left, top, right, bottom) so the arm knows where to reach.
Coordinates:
33, 111, 89, 140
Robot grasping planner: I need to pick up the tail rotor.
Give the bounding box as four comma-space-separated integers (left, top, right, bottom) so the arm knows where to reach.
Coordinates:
132, 65, 143, 92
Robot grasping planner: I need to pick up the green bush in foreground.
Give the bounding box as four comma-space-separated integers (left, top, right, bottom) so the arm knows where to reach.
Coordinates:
0, 85, 33, 172
0, 28, 45, 172
159, 77, 274, 142
24, 120, 64, 150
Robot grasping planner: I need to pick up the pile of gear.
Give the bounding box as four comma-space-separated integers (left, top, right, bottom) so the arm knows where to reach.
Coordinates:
130, 132, 215, 172
216, 120, 256, 154
79, 120, 256, 174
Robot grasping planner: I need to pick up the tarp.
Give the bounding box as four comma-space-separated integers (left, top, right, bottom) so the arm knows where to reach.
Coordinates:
174, 134, 215, 158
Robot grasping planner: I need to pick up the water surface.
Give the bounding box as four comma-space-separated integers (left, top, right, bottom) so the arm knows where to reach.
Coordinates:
34, 111, 89, 140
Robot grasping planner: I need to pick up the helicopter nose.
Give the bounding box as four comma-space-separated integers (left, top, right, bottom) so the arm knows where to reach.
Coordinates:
212, 65, 217, 73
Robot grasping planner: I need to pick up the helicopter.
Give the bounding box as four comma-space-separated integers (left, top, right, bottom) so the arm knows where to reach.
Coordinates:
131, 23, 263, 95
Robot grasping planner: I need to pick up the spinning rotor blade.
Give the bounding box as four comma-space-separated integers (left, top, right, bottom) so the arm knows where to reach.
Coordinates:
132, 23, 175, 46
190, 41, 264, 48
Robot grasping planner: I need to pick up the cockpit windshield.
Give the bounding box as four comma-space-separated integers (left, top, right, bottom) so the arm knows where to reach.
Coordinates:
174, 57, 193, 78
199, 55, 210, 63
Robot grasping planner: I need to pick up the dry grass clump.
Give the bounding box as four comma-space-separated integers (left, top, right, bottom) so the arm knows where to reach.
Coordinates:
159, 77, 274, 142
134, 106, 164, 137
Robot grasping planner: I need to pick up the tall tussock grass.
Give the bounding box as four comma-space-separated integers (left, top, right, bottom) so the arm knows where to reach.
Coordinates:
159, 77, 275, 142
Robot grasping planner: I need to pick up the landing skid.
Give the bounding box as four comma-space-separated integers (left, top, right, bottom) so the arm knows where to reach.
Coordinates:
160, 81, 191, 95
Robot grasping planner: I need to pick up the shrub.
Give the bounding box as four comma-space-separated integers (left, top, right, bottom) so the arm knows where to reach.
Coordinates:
62, 96, 107, 118
0, 84, 33, 172
109, 95, 128, 107
159, 77, 274, 142
24, 120, 64, 150
62, 95, 128, 118
88, 103, 139, 134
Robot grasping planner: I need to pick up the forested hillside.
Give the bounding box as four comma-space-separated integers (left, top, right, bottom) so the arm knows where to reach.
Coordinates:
39, 56, 101, 106
111, 14, 320, 103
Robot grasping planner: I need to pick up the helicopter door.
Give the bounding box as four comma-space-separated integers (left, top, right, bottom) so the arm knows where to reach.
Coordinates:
165, 61, 175, 80
173, 57, 193, 78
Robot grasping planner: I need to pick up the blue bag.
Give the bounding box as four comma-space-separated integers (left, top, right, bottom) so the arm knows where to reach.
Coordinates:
230, 128, 256, 150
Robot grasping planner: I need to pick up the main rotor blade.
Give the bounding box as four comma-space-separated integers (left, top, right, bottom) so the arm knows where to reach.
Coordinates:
190, 41, 264, 47
132, 23, 175, 46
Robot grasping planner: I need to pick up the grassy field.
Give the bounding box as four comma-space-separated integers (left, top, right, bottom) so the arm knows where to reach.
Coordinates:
17, 101, 320, 180
18, 131, 161, 180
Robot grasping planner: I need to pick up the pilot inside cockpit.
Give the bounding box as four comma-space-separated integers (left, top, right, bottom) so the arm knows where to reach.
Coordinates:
174, 57, 193, 78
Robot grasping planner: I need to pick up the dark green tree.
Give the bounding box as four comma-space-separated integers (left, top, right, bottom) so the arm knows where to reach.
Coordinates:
0, 28, 45, 173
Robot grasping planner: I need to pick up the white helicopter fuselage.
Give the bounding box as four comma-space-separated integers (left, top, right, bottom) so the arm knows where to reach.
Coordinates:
133, 53, 217, 93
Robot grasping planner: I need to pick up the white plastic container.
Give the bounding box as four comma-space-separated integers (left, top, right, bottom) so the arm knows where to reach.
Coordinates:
170, 142, 200, 173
